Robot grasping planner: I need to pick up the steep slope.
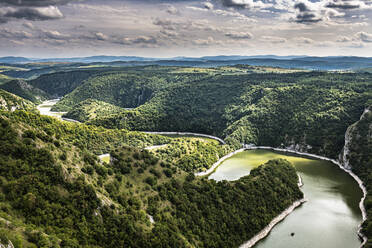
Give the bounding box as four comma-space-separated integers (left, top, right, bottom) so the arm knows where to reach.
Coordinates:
29, 70, 101, 97
0, 79, 49, 104
0, 89, 36, 112
339, 105, 372, 246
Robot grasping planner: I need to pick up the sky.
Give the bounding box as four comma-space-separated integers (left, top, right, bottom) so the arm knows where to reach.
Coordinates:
0, 0, 371, 58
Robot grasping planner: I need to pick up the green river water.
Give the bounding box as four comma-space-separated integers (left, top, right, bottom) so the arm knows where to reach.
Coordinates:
209, 149, 363, 248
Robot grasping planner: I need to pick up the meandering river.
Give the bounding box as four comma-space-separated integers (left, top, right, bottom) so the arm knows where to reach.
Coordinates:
210, 149, 363, 248
38, 99, 364, 248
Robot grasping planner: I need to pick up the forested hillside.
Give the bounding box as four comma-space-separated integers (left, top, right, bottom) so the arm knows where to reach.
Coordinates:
29, 70, 102, 97
0, 109, 302, 247
62, 99, 125, 122
341, 106, 372, 246
0, 64, 371, 247
0, 90, 36, 112
75, 71, 371, 158
0, 79, 49, 104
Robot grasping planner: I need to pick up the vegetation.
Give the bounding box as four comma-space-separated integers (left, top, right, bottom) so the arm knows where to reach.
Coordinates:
0, 79, 49, 104
81, 71, 371, 158
29, 70, 103, 97
343, 106, 372, 246
0, 64, 371, 246
0, 90, 36, 112
62, 99, 125, 122
150, 138, 232, 172
0, 109, 302, 247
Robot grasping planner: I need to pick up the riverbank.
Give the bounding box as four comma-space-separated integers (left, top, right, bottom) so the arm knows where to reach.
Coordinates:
194, 148, 245, 176
36, 99, 367, 247
246, 146, 368, 247
240, 198, 307, 248
143, 131, 226, 145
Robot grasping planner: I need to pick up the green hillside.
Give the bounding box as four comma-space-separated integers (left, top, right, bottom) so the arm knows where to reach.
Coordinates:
0, 89, 36, 112
62, 99, 125, 122
29, 70, 102, 97
0, 79, 50, 104
0, 109, 302, 247
80, 71, 371, 158
0, 64, 371, 247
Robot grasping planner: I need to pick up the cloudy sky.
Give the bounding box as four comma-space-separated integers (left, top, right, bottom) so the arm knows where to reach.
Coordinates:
0, 0, 371, 58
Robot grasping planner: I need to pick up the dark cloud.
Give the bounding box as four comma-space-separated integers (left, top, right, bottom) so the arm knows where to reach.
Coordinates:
292, 2, 322, 24
220, 0, 248, 8
294, 2, 309, 12
3, 7, 63, 21
295, 12, 321, 23
0, 0, 72, 7
326, 2, 360, 9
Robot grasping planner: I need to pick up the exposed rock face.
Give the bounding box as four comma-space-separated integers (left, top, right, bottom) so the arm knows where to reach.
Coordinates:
0, 240, 14, 248
339, 107, 371, 171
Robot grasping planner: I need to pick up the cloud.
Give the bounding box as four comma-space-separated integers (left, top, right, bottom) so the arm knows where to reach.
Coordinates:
121, 36, 157, 45
324, 0, 372, 10
0, 0, 73, 7
1, 6, 63, 22
221, 0, 249, 8
95, 32, 108, 41
337, 36, 352, 42
192, 36, 220, 46
326, 1, 360, 9
292, 2, 322, 23
22, 21, 35, 29
204, 2, 214, 9
160, 29, 179, 38
0, 28, 33, 39
42, 30, 70, 39
166, 5, 179, 15
295, 37, 314, 44
225, 31, 253, 39
153, 18, 177, 30
356, 31, 372, 42
294, 2, 309, 12
220, 0, 271, 9
261, 36, 286, 43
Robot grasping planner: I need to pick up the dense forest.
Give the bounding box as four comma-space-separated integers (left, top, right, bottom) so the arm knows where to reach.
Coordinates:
0, 109, 302, 247
63, 69, 371, 158
0, 64, 371, 247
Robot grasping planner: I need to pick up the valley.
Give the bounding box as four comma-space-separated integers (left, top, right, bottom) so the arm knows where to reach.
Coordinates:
0, 63, 370, 248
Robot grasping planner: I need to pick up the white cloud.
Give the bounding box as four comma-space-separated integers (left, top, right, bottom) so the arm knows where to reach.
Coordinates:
95, 32, 108, 41
225, 31, 253, 39
261, 36, 287, 43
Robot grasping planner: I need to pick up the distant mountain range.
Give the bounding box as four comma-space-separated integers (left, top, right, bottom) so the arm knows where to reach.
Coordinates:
1, 55, 372, 71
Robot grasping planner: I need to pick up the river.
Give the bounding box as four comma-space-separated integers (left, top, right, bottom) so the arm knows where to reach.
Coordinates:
37, 99, 364, 247
209, 149, 363, 248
